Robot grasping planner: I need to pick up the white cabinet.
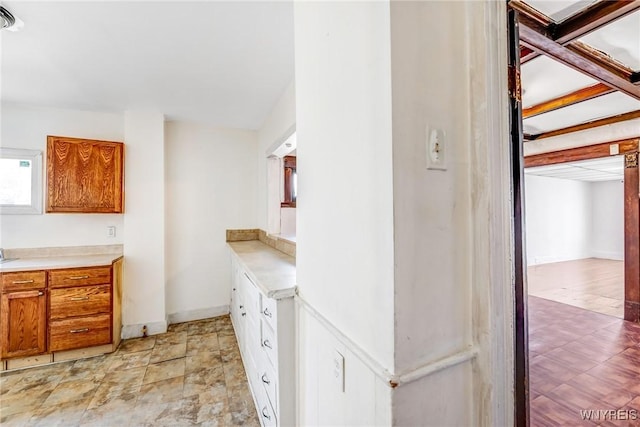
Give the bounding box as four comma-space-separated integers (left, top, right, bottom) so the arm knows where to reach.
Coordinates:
230, 257, 295, 427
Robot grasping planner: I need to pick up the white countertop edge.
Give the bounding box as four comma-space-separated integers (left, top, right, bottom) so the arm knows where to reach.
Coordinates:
0, 254, 123, 273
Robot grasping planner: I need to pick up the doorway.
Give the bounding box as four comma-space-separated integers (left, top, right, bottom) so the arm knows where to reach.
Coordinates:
507, 1, 640, 425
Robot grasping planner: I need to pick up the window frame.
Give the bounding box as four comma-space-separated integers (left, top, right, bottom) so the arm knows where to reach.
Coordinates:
0, 148, 43, 215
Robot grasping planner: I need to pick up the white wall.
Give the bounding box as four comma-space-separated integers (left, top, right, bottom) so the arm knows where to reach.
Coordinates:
0, 104, 124, 248
591, 179, 624, 260
294, 1, 512, 425
525, 174, 593, 265
122, 111, 166, 336
164, 121, 258, 322
280, 207, 296, 237
258, 82, 296, 231
525, 174, 625, 264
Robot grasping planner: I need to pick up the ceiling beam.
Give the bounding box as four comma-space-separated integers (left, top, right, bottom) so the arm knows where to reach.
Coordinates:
511, 0, 640, 64
518, 22, 640, 100
526, 109, 640, 141
524, 137, 639, 167
554, 0, 640, 44
523, 82, 615, 118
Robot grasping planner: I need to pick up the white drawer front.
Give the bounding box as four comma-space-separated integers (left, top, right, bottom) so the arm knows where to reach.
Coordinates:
258, 357, 278, 412
260, 318, 278, 371
255, 379, 278, 427
260, 294, 278, 332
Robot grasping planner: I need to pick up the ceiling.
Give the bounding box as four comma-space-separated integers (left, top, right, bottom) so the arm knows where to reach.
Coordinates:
515, 0, 640, 156
0, 1, 294, 130
525, 155, 624, 181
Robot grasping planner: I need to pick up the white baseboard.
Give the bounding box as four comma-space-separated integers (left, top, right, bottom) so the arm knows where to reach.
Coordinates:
167, 305, 229, 325
591, 251, 624, 261
121, 320, 167, 339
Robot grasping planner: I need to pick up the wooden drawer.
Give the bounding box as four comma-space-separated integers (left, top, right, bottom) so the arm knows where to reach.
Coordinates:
1, 271, 46, 292
50, 284, 111, 320
49, 314, 111, 352
49, 267, 111, 289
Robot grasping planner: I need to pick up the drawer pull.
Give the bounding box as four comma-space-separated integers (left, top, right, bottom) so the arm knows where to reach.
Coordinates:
262, 407, 271, 420
69, 275, 90, 280
263, 308, 273, 318
38, 291, 44, 296
263, 339, 272, 349
241, 312, 247, 317
239, 305, 244, 309
70, 328, 90, 334
261, 373, 270, 385
69, 296, 90, 301
12, 280, 34, 284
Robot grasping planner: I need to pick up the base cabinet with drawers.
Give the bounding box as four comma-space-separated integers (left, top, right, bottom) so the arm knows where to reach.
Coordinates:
0, 258, 123, 369
230, 256, 295, 427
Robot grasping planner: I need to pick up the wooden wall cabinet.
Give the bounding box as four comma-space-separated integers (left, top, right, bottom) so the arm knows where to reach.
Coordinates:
0, 272, 47, 359
46, 136, 124, 213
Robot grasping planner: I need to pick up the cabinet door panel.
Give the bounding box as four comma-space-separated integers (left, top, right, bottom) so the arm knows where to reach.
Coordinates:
1, 290, 47, 358
46, 136, 124, 213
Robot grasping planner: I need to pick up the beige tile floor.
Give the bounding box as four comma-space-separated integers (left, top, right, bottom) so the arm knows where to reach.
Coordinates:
528, 258, 624, 318
0, 316, 259, 427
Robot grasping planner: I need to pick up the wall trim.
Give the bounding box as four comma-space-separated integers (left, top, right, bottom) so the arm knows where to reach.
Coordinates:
121, 320, 167, 339
296, 296, 477, 389
167, 305, 230, 324
592, 251, 624, 261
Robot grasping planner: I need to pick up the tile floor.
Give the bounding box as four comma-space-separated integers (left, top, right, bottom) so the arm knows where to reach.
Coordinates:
529, 296, 640, 426
528, 258, 624, 318
0, 316, 259, 427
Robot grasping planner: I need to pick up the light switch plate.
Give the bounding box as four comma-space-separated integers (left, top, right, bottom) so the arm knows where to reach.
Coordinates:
426, 126, 447, 170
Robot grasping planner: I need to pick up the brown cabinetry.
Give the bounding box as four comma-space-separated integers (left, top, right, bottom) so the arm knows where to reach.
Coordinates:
46, 135, 124, 213
47, 266, 113, 352
0, 259, 122, 368
0, 271, 47, 359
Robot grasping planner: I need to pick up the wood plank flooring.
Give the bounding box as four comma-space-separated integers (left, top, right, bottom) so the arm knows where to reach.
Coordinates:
528, 258, 624, 318
529, 296, 640, 426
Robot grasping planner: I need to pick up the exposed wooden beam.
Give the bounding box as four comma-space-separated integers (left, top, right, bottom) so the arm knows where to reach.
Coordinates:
523, 83, 615, 118
527, 110, 640, 141
554, 1, 640, 44
518, 22, 640, 100
512, 0, 640, 68
524, 137, 639, 167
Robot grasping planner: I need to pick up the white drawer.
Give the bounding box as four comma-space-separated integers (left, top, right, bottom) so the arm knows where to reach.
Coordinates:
255, 383, 277, 427
260, 294, 278, 332
258, 356, 278, 412
260, 318, 278, 371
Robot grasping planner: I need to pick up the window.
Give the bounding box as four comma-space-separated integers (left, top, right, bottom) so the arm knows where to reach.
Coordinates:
282, 155, 296, 207
0, 148, 43, 214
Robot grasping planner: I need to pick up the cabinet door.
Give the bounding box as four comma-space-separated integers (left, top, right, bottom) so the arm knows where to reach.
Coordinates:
46, 136, 124, 213
1, 290, 47, 358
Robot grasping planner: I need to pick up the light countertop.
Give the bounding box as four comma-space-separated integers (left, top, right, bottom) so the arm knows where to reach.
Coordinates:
228, 240, 296, 299
0, 254, 123, 273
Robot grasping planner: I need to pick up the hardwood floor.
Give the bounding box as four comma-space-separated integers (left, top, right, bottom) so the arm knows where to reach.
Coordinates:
528, 258, 624, 318
529, 296, 640, 426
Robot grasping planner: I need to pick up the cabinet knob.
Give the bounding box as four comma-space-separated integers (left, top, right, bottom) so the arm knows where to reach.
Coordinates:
241, 312, 246, 317
263, 308, 272, 318
38, 291, 44, 296
262, 407, 271, 420
262, 339, 272, 349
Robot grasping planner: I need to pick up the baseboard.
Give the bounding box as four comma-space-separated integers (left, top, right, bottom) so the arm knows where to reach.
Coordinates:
167, 305, 229, 325
591, 251, 624, 261
121, 320, 168, 339
528, 255, 591, 266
